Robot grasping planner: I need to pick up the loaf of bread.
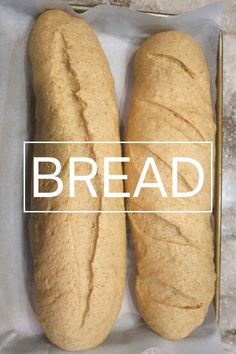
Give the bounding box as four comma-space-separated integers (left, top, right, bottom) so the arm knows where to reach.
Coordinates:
125, 32, 216, 339
29, 10, 125, 351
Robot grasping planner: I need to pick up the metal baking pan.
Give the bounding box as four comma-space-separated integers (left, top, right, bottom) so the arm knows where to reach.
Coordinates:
69, 2, 223, 324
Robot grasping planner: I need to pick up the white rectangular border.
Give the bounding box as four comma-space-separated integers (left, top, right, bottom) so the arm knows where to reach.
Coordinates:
23, 141, 213, 214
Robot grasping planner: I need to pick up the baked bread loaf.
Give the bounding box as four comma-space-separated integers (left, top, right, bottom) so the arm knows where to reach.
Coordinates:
125, 31, 216, 339
29, 10, 125, 351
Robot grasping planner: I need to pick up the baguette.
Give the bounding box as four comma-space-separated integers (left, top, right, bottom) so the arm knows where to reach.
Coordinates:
29, 10, 126, 351
125, 31, 216, 339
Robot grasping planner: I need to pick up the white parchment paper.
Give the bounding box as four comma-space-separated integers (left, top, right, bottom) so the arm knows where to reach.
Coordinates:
0, 1, 224, 353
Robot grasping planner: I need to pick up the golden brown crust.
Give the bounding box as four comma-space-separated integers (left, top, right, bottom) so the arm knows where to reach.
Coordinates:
125, 31, 216, 339
29, 9, 125, 350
